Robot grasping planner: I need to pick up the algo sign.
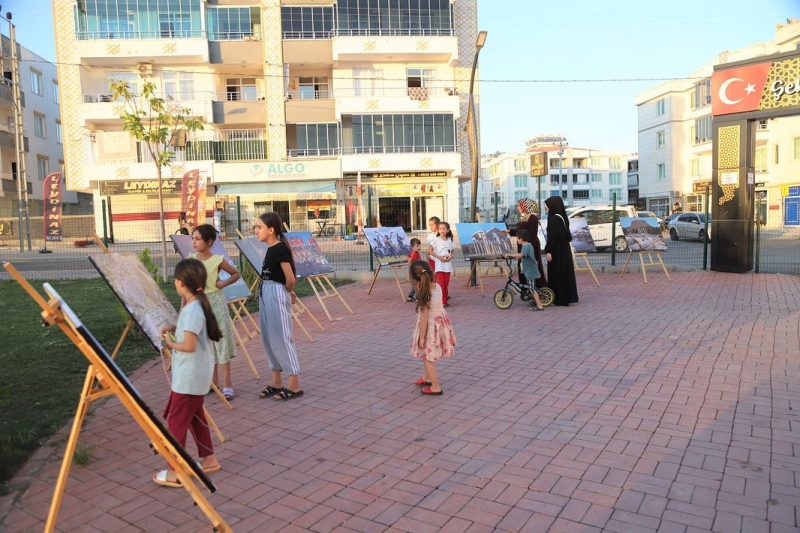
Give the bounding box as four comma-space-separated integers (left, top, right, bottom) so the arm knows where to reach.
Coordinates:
712, 54, 800, 116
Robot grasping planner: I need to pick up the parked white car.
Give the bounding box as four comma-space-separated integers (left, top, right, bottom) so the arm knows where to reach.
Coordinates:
568, 205, 638, 252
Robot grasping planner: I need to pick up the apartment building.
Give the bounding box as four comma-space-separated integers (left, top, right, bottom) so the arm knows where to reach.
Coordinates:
635, 19, 800, 225
0, 36, 78, 220
53, 0, 477, 241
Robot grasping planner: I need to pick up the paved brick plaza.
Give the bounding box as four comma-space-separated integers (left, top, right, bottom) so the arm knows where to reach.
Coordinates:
2, 269, 800, 532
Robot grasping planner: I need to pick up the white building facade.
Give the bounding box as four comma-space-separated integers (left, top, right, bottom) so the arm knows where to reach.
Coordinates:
635, 19, 800, 225
53, 0, 479, 241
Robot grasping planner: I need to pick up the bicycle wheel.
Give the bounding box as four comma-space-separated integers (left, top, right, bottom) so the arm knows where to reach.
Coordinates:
493, 289, 514, 310
539, 288, 555, 307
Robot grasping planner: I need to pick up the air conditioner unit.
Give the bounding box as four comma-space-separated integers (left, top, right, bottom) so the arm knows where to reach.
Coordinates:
673, 191, 682, 197
137, 63, 153, 76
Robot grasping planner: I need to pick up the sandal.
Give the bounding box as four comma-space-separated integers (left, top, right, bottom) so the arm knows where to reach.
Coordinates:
222, 388, 235, 400
153, 470, 181, 488
259, 385, 283, 399
197, 461, 221, 473
274, 388, 304, 401
414, 377, 432, 386
421, 386, 443, 396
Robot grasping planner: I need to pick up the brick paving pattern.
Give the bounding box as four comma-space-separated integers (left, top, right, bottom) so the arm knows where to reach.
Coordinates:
1, 270, 799, 532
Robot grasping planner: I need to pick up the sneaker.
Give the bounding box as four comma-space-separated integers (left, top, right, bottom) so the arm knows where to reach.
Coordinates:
406, 295, 416, 302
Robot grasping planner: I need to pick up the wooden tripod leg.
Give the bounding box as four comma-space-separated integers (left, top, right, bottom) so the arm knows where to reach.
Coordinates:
583, 256, 600, 287
241, 302, 261, 335
657, 252, 672, 280
324, 275, 353, 315
639, 252, 648, 284
203, 406, 225, 443
367, 264, 383, 295
209, 382, 232, 410
391, 265, 406, 302
231, 318, 259, 380
296, 298, 324, 331
45, 367, 95, 533
620, 252, 634, 277
292, 308, 313, 342
110, 319, 134, 360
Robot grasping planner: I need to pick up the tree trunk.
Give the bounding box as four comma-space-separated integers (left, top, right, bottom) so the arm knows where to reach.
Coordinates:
156, 166, 168, 283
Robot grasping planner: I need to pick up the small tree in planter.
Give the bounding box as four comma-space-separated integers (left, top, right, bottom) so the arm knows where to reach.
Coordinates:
110, 77, 204, 282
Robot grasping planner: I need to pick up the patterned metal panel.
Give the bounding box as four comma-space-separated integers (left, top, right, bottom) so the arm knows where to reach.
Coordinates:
262, 1, 287, 160
455, 0, 479, 180
717, 125, 740, 205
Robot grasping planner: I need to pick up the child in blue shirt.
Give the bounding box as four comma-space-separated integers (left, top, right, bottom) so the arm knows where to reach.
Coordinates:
505, 229, 545, 311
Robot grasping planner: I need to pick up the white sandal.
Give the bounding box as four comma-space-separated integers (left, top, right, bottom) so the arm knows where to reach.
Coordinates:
222, 387, 235, 400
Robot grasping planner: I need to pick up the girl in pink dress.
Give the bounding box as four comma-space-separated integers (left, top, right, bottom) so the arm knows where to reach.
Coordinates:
409, 260, 456, 395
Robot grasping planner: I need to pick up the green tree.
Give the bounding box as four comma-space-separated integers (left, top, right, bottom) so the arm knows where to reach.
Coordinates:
110, 77, 204, 282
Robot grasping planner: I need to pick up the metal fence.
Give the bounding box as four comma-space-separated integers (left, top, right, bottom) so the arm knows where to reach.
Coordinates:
1, 195, 798, 280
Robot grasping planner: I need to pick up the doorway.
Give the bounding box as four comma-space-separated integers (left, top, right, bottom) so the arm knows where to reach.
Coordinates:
378, 197, 410, 230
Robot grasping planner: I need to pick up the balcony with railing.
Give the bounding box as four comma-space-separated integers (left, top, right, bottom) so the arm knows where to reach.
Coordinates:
80, 92, 214, 125
332, 28, 458, 63
339, 146, 461, 176
285, 89, 335, 123
74, 30, 209, 64
211, 92, 266, 125
335, 86, 459, 115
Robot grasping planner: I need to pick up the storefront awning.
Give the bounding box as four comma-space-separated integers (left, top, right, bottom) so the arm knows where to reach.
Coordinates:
216, 180, 336, 198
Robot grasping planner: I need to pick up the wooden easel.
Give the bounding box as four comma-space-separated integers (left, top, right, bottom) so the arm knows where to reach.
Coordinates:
305, 274, 354, 322
367, 262, 407, 302
235, 229, 325, 342
464, 257, 505, 296
3, 262, 231, 533
620, 250, 671, 284
93, 235, 233, 421
572, 249, 600, 287
224, 297, 260, 380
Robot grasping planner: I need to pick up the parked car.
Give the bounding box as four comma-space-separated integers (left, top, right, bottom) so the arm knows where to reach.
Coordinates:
637, 210, 664, 230
668, 212, 711, 242
568, 205, 638, 252
662, 213, 681, 229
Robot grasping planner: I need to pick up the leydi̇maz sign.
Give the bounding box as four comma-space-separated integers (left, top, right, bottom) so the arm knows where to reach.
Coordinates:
100, 179, 182, 195
43, 172, 64, 242
712, 53, 800, 117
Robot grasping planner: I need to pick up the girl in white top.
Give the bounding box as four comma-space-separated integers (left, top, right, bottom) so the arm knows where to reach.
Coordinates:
426, 216, 441, 271
429, 221, 454, 307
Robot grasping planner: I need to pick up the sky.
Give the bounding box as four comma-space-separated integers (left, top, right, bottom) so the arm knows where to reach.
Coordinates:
3, 0, 798, 155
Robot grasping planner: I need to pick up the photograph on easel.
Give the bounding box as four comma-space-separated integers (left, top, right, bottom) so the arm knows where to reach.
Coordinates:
170, 234, 251, 301
41, 282, 215, 490
363, 227, 412, 265
454, 223, 511, 259
89, 252, 178, 351
539, 217, 597, 253
620, 217, 667, 251
286, 232, 334, 278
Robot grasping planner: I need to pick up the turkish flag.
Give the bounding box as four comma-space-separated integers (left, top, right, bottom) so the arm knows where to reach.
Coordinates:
711, 62, 772, 116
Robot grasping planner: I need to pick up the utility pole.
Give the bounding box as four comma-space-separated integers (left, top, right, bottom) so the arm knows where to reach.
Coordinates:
2, 10, 30, 251
558, 141, 564, 200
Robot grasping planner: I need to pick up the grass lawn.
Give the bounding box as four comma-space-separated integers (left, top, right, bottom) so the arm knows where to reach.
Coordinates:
0, 272, 353, 494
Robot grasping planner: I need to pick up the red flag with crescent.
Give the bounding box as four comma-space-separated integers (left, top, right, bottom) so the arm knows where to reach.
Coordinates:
43, 171, 64, 242
711, 62, 772, 116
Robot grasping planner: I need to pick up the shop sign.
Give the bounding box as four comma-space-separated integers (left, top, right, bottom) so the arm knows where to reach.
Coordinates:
781, 185, 800, 197
344, 171, 448, 179
250, 162, 306, 180
213, 159, 340, 183
712, 53, 800, 117
43, 172, 63, 242
100, 179, 181, 195
377, 184, 411, 196
692, 181, 712, 193
530, 153, 548, 177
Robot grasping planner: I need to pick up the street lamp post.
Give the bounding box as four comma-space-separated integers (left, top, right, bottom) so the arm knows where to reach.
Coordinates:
467, 30, 487, 223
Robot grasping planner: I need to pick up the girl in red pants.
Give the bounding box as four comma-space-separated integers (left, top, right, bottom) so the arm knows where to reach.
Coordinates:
429, 221, 454, 307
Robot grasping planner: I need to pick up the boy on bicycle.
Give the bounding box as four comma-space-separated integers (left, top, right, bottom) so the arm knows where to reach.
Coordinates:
504, 229, 545, 311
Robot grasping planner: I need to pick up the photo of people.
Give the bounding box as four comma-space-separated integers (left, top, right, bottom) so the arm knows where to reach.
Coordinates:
363, 227, 412, 265
235, 233, 333, 279
170, 235, 252, 301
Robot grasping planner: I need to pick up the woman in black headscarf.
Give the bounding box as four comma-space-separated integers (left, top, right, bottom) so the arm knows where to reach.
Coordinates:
544, 196, 578, 306
509, 198, 547, 288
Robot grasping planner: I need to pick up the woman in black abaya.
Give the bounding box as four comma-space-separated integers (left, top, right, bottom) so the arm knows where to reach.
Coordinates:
544, 196, 579, 306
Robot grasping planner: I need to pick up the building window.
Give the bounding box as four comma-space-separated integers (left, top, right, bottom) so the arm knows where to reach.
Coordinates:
514, 190, 526, 202
352, 68, 384, 97
34, 113, 46, 138
656, 98, 665, 116
755, 148, 766, 172
609, 157, 621, 169
281, 6, 333, 39
657, 130, 665, 148
573, 190, 589, 200
56, 121, 62, 144
106, 72, 139, 98
407, 68, 436, 91
53, 82, 59, 103
590, 173, 602, 182
37, 156, 49, 180
657, 163, 666, 180
589, 157, 602, 167
609, 189, 623, 201
73, 0, 204, 40
207, 6, 261, 41
695, 116, 712, 143
225, 77, 258, 101
342, 113, 456, 154
591, 189, 603, 199
514, 158, 526, 171
297, 77, 329, 99
31, 69, 43, 96
691, 159, 699, 176
163, 71, 194, 100
292, 123, 340, 157
650, 197, 669, 217
691, 79, 712, 108
514, 175, 528, 188
609, 172, 622, 185
334, 0, 454, 37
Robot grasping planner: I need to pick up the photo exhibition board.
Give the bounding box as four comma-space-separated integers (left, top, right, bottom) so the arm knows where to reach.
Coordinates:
170, 234, 252, 301
620, 217, 668, 251
454, 223, 513, 259
41, 282, 214, 492
89, 252, 178, 352
363, 227, 412, 266
234, 233, 334, 279
539, 217, 598, 253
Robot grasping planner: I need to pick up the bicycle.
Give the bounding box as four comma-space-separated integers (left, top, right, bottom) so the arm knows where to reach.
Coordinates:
493, 257, 555, 310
